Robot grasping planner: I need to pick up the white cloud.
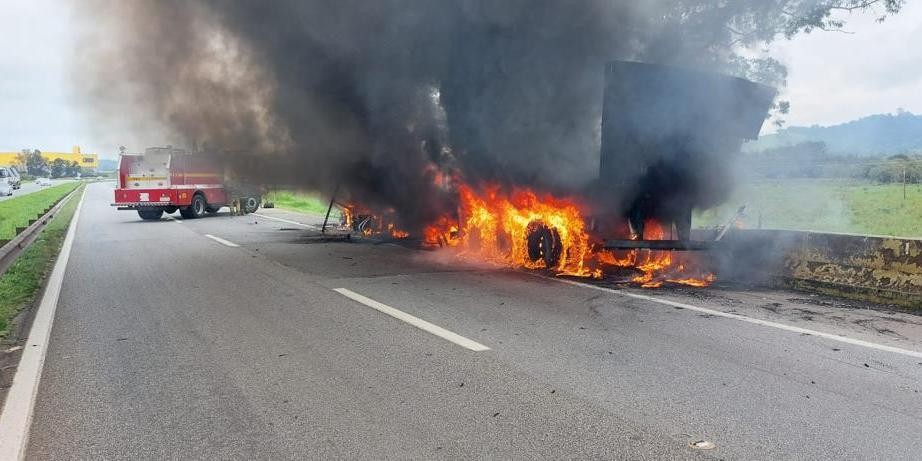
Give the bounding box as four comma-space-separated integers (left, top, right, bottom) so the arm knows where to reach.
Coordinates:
0, 0, 85, 153
766, 1, 922, 131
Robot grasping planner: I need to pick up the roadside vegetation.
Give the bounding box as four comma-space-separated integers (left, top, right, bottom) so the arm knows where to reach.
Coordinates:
0, 184, 83, 337
266, 181, 922, 238
0, 182, 80, 241
264, 190, 337, 217
696, 178, 922, 237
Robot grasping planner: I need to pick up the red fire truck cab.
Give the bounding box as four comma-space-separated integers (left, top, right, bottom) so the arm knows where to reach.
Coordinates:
112, 147, 258, 220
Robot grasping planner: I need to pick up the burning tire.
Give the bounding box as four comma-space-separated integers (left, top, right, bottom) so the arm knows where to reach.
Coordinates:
526, 221, 562, 268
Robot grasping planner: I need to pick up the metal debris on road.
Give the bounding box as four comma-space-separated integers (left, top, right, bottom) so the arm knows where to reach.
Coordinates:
689, 440, 716, 450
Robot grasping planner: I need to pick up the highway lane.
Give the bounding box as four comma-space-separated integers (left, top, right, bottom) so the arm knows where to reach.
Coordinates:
0, 179, 75, 202
24, 182, 922, 459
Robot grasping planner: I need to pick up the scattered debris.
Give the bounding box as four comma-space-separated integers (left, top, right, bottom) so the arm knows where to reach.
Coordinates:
689, 440, 716, 450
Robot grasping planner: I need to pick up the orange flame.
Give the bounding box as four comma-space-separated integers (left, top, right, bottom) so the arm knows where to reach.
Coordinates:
593, 222, 716, 288
387, 223, 410, 239
443, 184, 594, 276
341, 204, 409, 238
351, 180, 716, 287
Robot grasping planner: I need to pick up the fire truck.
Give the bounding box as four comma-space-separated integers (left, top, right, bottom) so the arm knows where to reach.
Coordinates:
112, 147, 261, 220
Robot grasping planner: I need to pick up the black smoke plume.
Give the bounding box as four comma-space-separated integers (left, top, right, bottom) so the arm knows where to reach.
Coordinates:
75, 1, 779, 232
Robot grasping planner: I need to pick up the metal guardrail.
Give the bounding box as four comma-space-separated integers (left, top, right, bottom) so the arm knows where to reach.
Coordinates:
0, 187, 80, 277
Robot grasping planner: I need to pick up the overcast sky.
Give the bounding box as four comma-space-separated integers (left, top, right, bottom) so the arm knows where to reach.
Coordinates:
1, 0, 921, 158
766, 1, 922, 132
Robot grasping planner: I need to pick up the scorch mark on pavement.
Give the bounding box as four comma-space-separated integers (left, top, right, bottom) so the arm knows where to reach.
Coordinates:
333, 288, 491, 352
552, 277, 922, 359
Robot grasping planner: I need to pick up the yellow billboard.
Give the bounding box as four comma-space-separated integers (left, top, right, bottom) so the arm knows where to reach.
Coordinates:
0, 146, 98, 170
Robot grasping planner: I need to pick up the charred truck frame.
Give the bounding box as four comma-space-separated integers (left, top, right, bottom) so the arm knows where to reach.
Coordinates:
593, 60, 776, 251
323, 60, 776, 268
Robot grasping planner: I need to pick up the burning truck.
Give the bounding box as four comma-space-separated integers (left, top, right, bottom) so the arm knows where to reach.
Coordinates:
594, 60, 776, 249
325, 61, 772, 287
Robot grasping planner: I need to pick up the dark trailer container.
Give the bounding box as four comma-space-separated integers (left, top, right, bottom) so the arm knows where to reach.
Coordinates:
598, 61, 776, 246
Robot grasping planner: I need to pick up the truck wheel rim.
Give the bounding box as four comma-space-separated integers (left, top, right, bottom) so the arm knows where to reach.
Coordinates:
195, 200, 204, 214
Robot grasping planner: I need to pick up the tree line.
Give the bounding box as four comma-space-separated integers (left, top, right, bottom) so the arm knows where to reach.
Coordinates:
741, 141, 922, 183
16, 150, 83, 179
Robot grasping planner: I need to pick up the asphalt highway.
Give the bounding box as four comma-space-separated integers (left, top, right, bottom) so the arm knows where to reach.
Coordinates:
0, 179, 75, 202
23, 182, 922, 459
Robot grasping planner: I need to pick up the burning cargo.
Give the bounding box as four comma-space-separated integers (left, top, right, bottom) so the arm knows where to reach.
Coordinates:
596, 61, 776, 246
325, 61, 777, 287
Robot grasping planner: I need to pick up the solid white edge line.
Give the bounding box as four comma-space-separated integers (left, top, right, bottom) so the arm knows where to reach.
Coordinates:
333, 288, 490, 352
0, 186, 86, 460
551, 277, 922, 360
251, 212, 319, 229
204, 234, 239, 248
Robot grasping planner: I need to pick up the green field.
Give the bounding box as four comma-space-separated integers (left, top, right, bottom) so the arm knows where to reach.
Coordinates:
0, 184, 83, 337
264, 190, 342, 218
268, 180, 922, 238
0, 182, 80, 241
695, 179, 922, 237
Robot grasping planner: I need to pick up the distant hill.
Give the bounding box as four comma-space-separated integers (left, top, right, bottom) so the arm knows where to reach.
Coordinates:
746, 110, 922, 156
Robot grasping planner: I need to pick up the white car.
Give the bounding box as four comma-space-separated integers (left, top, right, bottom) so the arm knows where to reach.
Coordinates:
35, 177, 53, 186
0, 181, 12, 196
0, 167, 18, 190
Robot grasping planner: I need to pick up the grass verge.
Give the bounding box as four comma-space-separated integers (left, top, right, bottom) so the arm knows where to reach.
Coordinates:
0, 185, 83, 337
695, 178, 922, 237
0, 182, 80, 241
271, 181, 922, 238
264, 190, 339, 217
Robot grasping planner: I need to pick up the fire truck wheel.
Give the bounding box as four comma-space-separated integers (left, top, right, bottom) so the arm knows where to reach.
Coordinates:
243, 196, 260, 214
180, 194, 206, 219
137, 209, 164, 220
